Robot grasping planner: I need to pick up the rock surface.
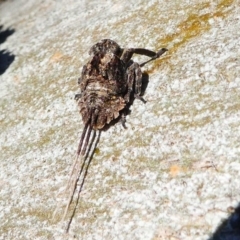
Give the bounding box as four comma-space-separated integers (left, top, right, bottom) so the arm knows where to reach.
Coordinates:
0, 0, 240, 239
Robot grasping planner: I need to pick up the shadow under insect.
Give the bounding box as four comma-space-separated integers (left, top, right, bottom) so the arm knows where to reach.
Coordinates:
0, 25, 15, 75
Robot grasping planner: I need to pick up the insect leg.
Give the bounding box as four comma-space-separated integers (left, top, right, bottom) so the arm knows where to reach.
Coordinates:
125, 62, 146, 103
140, 48, 168, 67
74, 93, 82, 101
124, 63, 135, 103
133, 63, 142, 96
120, 112, 127, 129
121, 48, 167, 65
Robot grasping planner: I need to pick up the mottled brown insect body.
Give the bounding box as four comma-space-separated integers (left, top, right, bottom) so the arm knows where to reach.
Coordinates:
76, 39, 167, 156
78, 51, 126, 130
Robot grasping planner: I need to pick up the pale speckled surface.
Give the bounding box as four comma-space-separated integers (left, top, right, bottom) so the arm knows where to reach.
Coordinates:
0, 0, 240, 239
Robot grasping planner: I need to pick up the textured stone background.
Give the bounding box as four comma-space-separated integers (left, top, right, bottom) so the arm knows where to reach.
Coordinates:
0, 0, 240, 239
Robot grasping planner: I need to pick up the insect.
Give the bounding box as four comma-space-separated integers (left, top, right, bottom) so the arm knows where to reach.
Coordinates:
75, 39, 167, 156
61, 39, 167, 232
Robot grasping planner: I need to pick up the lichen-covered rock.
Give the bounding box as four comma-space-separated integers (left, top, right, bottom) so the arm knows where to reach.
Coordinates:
0, 0, 240, 239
